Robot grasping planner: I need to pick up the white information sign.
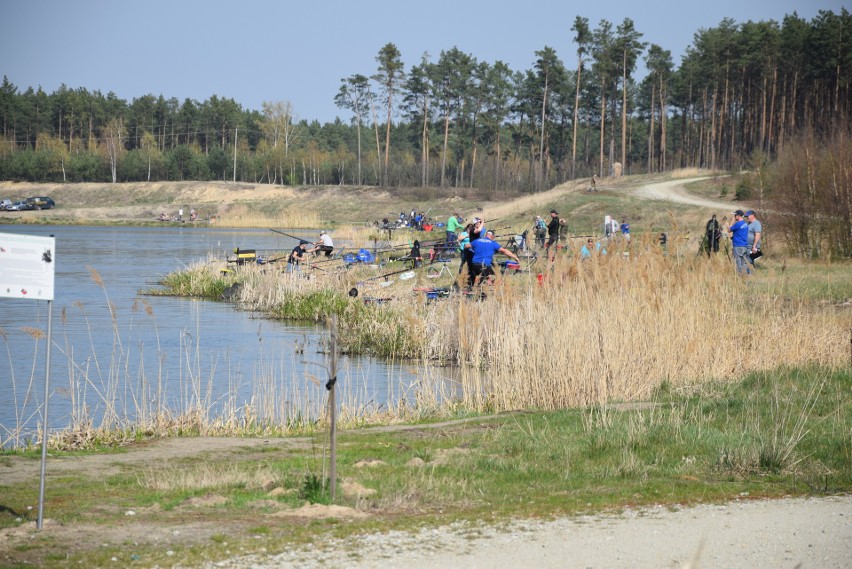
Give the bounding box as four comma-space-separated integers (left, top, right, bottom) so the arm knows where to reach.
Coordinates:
0, 231, 55, 301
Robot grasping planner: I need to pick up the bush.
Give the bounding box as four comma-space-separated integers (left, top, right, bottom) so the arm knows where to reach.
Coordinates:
735, 179, 753, 200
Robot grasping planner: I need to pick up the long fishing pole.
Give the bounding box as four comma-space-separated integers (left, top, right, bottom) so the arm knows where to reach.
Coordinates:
348, 265, 419, 297
357, 265, 416, 284
268, 228, 310, 242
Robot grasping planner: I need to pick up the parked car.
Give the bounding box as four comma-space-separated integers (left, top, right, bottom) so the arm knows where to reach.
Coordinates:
0, 199, 11, 210
6, 201, 33, 211
25, 196, 55, 210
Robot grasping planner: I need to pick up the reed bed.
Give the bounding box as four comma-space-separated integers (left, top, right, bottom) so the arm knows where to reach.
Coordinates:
417, 237, 847, 411
160, 232, 848, 416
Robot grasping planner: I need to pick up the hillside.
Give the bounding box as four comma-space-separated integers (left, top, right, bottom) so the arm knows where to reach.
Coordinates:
0, 172, 744, 236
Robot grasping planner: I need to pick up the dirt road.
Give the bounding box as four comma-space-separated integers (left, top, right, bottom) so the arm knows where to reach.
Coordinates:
210, 495, 852, 569
633, 176, 734, 210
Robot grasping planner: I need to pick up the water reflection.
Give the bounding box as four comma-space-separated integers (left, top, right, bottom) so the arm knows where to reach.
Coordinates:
0, 225, 424, 446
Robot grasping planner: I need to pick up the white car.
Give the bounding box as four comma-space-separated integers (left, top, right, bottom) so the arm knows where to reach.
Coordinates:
5, 201, 32, 211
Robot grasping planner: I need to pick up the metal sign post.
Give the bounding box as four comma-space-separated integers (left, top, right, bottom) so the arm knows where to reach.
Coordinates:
327, 315, 338, 502
37, 299, 53, 529
0, 232, 56, 530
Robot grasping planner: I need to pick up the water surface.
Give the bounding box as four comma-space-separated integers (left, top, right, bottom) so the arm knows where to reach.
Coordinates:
0, 225, 421, 445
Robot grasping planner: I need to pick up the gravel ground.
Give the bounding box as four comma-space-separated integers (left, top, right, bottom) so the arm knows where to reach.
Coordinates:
203, 495, 852, 569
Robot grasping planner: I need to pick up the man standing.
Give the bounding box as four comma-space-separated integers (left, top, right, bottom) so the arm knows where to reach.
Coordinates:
705, 214, 721, 255
728, 210, 750, 275
546, 210, 563, 261
446, 213, 463, 251
534, 215, 547, 248
467, 229, 520, 288
745, 210, 762, 267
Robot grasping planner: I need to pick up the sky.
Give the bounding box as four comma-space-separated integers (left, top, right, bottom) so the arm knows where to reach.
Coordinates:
1, 0, 847, 124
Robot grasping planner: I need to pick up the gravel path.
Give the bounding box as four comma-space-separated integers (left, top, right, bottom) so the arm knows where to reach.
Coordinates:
207, 495, 851, 569
633, 177, 733, 210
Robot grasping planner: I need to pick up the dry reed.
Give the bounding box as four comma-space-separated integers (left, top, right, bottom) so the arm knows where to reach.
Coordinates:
216, 205, 321, 229
415, 233, 847, 412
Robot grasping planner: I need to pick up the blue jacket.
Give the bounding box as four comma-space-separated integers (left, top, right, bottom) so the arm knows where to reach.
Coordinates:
730, 220, 749, 247
470, 237, 502, 264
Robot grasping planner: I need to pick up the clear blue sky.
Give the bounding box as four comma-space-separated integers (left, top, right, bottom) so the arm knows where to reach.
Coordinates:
1, 0, 846, 123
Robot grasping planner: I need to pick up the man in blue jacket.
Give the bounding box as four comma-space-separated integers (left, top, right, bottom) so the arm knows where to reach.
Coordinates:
466, 229, 520, 287
728, 210, 750, 275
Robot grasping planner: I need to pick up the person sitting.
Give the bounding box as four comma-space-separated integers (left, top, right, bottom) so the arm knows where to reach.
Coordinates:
405, 240, 423, 268
580, 238, 606, 258
313, 231, 334, 257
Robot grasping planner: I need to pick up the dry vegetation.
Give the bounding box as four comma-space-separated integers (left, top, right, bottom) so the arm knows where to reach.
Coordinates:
162, 232, 848, 420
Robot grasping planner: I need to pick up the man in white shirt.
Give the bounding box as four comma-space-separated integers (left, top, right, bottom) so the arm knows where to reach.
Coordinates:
313, 231, 335, 257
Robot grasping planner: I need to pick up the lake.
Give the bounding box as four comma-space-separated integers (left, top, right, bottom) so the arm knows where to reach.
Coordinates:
0, 225, 423, 447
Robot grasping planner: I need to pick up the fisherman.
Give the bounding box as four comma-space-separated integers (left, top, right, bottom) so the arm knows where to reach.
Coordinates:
534, 215, 547, 248
745, 210, 762, 267
313, 231, 334, 257
546, 210, 564, 261
407, 239, 422, 268
446, 212, 463, 251
705, 214, 721, 255
580, 238, 606, 259
457, 223, 475, 275
728, 210, 750, 275
287, 242, 308, 273
466, 229, 520, 288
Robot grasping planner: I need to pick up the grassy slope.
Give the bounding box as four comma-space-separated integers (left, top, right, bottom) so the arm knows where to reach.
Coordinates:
0, 171, 746, 237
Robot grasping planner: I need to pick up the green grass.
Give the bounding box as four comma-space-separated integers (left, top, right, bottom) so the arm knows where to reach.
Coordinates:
2, 365, 848, 568
747, 258, 852, 303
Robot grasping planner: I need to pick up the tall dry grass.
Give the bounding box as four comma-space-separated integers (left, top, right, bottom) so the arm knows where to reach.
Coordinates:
416, 234, 848, 411
216, 205, 321, 229
152, 233, 848, 419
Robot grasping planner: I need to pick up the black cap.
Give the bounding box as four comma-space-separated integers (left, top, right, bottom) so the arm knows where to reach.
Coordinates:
550, 210, 558, 215
733, 210, 745, 217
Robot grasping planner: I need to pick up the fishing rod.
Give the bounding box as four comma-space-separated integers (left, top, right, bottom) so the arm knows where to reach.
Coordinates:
357, 265, 416, 284
268, 228, 311, 242
348, 265, 418, 297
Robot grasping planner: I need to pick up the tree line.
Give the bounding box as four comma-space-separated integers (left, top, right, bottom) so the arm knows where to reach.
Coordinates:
0, 10, 848, 193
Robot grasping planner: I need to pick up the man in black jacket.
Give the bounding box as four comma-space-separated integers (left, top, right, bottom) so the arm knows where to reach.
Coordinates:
546, 210, 564, 261
705, 214, 721, 256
